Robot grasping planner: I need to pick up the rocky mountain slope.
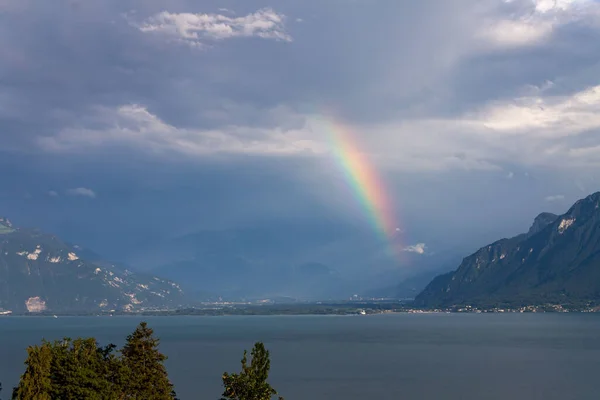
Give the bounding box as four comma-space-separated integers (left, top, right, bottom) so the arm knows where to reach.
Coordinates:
0, 218, 185, 313
415, 192, 600, 307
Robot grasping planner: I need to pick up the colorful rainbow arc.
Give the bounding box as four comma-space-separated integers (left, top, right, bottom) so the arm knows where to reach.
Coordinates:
322, 117, 400, 244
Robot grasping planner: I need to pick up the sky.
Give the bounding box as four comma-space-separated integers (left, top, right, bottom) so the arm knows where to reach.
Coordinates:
1, 0, 600, 266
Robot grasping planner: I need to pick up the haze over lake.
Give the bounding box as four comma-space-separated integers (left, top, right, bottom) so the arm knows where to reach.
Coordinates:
1, 314, 599, 400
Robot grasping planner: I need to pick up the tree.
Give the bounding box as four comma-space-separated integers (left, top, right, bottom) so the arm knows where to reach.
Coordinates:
12, 342, 53, 400
12, 337, 120, 400
120, 322, 177, 400
221, 342, 283, 400
49, 338, 121, 400
12, 322, 177, 399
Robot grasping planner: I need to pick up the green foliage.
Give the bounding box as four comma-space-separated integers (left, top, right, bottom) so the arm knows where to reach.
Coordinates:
221, 342, 283, 400
48, 338, 121, 400
120, 322, 177, 399
12, 322, 176, 400
12, 337, 121, 400
11, 322, 285, 400
12, 342, 53, 399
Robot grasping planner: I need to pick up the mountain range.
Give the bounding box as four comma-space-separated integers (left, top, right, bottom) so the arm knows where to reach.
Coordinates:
138, 224, 458, 300
0, 218, 185, 313
5, 190, 598, 312
0, 215, 458, 307
416, 192, 600, 307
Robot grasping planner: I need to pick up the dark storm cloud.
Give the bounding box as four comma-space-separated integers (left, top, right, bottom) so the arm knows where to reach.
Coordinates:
1, 0, 600, 265
0, 0, 311, 147
1, 0, 597, 149
0, 0, 480, 150
444, 20, 600, 116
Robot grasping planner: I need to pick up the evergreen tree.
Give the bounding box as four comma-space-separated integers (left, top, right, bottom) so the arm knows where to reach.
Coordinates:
120, 322, 177, 400
221, 342, 283, 400
12, 338, 121, 400
49, 338, 121, 400
12, 342, 53, 400
11, 322, 179, 399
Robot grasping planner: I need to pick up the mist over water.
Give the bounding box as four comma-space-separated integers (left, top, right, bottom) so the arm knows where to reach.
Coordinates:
1, 314, 599, 400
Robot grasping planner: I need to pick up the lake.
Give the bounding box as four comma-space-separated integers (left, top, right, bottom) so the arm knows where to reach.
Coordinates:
1, 313, 599, 399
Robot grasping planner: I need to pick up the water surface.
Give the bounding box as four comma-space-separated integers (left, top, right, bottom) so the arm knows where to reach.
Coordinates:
1, 313, 599, 399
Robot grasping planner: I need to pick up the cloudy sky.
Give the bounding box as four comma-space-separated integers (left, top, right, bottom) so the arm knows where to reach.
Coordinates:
1, 0, 600, 263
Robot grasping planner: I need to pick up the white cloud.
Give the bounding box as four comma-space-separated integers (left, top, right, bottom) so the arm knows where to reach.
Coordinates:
40, 104, 325, 157
19, 2, 600, 175
32, 74, 600, 175
39, 105, 503, 171
534, 0, 585, 13
48, 190, 59, 197
306, 117, 504, 172
36, 80, 600, 172
476, 85, 600, 135
479, 0, 598, 48
66, 187, 96, 198
507, 171, 515, 179
545, 194, 565, 202
137, 8, 291, 47
346, 83, 600, 171
481, 19, 553, 47
402, 243, 427, 254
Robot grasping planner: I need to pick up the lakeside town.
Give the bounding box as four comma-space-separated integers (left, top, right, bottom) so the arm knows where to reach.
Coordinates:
2, 298, 599, 317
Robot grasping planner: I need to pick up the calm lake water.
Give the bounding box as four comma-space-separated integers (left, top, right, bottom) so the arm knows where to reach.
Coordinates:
1, 313, 599, 399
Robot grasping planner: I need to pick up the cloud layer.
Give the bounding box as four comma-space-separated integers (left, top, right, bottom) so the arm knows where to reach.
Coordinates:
1, 0, 600, 264
2, 0, 596, 174
136, 7, 292, 47
40, 104, 323, 156
479, 0, 597, 48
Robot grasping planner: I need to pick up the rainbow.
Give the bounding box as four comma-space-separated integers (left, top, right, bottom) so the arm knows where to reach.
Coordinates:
321, 117, 400, 245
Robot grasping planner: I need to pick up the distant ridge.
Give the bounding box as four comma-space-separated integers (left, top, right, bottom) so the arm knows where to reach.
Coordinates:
416, 192, 600, 307
0, 219, 185, 313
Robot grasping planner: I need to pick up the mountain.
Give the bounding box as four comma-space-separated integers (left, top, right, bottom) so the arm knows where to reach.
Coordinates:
366, 264, 460, 300
0, 218, 185, 313
526, 212, 558, 236
141, 221, 469, 300
153, 257, 348, 301
144, 223, 371, 300
282, 262, 345, 299
415, 192, 600, 307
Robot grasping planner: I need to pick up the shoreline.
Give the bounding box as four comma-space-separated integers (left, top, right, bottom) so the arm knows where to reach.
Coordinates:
2, 309, 599, 317
3, 299, 599, 317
